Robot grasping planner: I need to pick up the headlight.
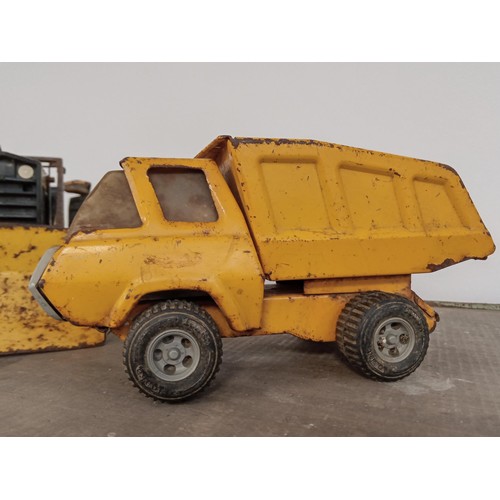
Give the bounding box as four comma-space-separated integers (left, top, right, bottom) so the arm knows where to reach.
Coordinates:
18, 164, 35, 179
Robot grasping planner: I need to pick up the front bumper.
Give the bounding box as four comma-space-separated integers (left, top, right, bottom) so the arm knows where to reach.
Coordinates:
29, 246, 63, 320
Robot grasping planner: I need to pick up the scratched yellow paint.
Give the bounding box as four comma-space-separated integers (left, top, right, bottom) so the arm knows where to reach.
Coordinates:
41, 158, 264, 331
0, 227, 105, 355
224, 137, 495, 281
204, 282, 437, 342
36, 137, 493, 342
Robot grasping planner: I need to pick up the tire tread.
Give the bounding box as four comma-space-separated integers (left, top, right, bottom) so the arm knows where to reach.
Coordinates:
336, 292, 428, 381
123, 300, 223, 402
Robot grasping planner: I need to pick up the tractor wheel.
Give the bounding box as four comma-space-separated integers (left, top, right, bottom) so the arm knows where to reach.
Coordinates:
123, 300, 223, 402
336, 292, 429, 381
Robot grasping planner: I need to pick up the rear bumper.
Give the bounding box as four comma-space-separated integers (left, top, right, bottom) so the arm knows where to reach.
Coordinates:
29, 246, 63, 320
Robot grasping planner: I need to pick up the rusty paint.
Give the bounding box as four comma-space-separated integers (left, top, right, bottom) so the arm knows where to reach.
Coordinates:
426, 257, 461, 272
12, 244, 37, 259
0, 226, 105, 355
39, 157, 265, 331
204, 292, 351, 342
64, 227, 97, 242
223, 136, 495, 280
230, 137, 321, 148
438, 163, 459, 176
410, 291, 439, 332
0, 224, 62, 232
1, 340, 105, 356
33, 136, 494, 349
438, 163, 466, 189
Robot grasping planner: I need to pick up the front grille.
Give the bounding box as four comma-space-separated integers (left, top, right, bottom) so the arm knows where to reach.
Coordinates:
0, 152, 44, 224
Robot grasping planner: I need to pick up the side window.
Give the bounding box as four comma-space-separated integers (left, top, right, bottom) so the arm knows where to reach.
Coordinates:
148, 167, 218, 223
68, 171, 141, 237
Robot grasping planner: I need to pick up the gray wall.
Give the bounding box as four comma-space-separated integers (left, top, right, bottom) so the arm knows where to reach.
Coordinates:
0, 63, 498, 302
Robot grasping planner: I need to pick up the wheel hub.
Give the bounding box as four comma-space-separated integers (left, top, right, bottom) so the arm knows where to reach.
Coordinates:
146, 329, 201, 382
386, 333, 398, 345
373, 317, 416, 363
168, 347, 182, 361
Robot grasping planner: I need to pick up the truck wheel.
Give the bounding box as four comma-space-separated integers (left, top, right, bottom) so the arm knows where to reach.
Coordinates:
336, 292, 429, 381
123, 300, 223, 402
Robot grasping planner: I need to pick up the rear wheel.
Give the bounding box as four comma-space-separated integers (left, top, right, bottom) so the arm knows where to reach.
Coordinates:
123, 300, 223, 402
336, 292, 429, 381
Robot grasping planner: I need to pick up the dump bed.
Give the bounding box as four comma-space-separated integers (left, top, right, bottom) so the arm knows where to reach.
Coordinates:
197, 136, 495, 281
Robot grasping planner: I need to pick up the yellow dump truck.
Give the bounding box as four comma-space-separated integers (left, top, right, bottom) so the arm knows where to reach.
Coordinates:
29, 136, 495, 401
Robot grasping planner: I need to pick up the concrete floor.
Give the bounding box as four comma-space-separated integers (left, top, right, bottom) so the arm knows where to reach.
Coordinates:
1, 306, 500, 436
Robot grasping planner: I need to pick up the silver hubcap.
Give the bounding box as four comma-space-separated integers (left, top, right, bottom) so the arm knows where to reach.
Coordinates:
373, 317, 415, 363
146, 329, 200, 381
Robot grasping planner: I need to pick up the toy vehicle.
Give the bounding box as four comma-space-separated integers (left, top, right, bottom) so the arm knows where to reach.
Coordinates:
0, 147, 105, 354
29, 136, 495, 401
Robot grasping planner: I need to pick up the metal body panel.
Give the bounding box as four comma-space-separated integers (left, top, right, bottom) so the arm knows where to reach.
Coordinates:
0, 226, 105, 355
204, 286, 438, 342
204, 137, 495, 281
303, 275, 411, 295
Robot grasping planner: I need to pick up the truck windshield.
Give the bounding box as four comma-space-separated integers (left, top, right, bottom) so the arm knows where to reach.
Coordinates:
67, 171, 141, 238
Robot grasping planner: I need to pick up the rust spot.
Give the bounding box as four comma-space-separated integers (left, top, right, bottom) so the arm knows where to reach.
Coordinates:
427, 257, 459, 272
438, 163, 458, 175
64, 227, 97, 242
12, 244, 37, 258
427, 255, 489, 272
231, 137, 323, 148
438, 163, 466, 188
4, 224, 62, 232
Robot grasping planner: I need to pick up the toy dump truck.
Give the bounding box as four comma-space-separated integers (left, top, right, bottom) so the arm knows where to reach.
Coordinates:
29, 136, 495, 401
0, 147, 104, 354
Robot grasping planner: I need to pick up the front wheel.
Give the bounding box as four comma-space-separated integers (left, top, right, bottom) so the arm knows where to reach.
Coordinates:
336, 292, 429, 381
123, 300, 223, 402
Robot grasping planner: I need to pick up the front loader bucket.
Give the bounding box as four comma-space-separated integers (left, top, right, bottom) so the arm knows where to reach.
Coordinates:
0, 226, 105, 355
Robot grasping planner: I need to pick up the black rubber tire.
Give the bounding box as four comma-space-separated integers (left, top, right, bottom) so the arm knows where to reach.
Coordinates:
336, 292, 429, 381
123, 300, 223, 402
